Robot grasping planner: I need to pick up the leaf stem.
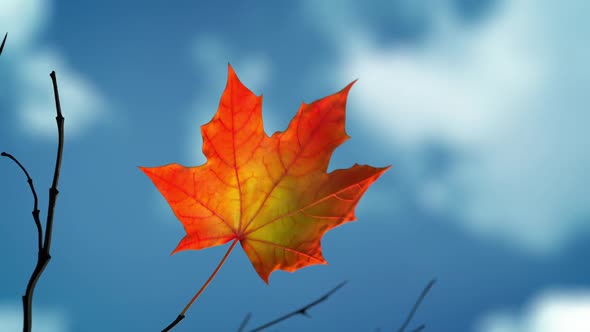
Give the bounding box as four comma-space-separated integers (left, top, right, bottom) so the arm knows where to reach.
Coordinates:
181, 239, 237, 315
162, 239, 238, 332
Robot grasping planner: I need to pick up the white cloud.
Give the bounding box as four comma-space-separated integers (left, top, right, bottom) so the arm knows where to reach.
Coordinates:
17, 50, 106, 138
477, 289, 590, 332
0, 303, 68, 332
0, 0, 106, 139
0, 0, 47, 51
308, 0, 590, 254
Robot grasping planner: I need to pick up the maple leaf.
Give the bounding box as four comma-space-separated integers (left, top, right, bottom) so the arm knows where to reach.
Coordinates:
140, 65, 389, 283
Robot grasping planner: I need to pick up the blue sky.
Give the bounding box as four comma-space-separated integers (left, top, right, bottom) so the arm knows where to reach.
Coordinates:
1, 0, 589, 331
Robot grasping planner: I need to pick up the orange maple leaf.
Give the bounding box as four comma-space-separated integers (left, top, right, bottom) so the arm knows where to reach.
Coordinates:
142, 65, 390, 329
141, 65, 389, 284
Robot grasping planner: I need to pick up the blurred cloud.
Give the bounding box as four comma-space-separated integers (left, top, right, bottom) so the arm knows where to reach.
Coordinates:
307, 0, 590, 254
0, 0, 106, 139
0, 0, 47, 51
477, 289, 590, 332
187, 34, 275, 163
191, 35, 271, 91
17, 50, 106, 138
0, 303, 68, 332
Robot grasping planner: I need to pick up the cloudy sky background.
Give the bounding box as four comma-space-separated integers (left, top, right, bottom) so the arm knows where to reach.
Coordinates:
1, 0, 588, 331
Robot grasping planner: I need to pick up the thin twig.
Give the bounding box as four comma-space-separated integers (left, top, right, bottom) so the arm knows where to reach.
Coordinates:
0, 32, 7, 56
247, 281, 347, 332
0, 153, 42, 251
44, 71, 64, 253
410, 324, 425, 332
397, 279, 436, 332
161, 315, 185, 332
237, 312, 251, 332
17, 71, 64, 332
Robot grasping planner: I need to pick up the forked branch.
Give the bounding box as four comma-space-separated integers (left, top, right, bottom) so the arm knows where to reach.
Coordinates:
0, 152, 43, 251
238, 281, 347, 332
1, 71, 65, 332
239, 278, 434, 332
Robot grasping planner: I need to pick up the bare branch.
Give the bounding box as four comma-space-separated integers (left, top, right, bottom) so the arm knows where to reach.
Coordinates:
20, 71, 65, 332
410, 324, 425, 332
0, 32, 7, 56
237, 312, 251, 332
0, 152, 42, 251
44, 71, 65, 253
247, 281, 347, 332
397, 279, 436, 332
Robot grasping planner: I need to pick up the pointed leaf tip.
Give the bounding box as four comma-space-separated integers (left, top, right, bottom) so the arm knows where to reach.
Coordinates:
339, 80, 357, 100
227, 63, 239, 83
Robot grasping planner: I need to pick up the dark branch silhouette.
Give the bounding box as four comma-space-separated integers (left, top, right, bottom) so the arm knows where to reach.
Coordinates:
44, 71, 65, 254
0, 153, 43, 251
397, 279, 436, 332
237, 312, 251, 332
238, 278, 433, 332
410, 324, 425, 332
2, 71, 65, 332
239, 281, 347, 332
162, 314, 185, 332
0, 32, 6, 56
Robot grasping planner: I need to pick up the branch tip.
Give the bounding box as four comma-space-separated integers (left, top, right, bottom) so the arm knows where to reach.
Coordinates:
0, 33, 7, 56
397, 278, 436, 332
410, 324, 426, 332
237, 313, 252, 332
247, 281, 347, 332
